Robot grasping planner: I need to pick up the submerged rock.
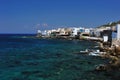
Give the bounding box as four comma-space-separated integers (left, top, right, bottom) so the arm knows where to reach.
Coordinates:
95, 64, 107, 71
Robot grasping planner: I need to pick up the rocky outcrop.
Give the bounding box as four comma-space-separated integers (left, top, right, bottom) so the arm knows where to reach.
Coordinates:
96, 40, 120, 71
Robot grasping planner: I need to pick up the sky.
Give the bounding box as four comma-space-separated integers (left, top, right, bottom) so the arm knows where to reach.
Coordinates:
0, 0, 120, 33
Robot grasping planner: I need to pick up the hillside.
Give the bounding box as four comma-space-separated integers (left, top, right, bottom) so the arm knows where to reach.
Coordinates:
97, 20, 120, 28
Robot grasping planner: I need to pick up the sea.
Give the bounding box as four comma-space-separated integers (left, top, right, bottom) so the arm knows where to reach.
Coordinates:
0, 34, 118, 80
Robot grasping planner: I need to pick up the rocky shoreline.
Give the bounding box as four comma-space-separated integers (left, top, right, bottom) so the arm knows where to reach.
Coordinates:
95, 40, 120, 71
36, 35, 120, 72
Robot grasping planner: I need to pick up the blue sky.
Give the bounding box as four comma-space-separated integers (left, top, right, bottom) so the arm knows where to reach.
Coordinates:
0, 0, 120, 33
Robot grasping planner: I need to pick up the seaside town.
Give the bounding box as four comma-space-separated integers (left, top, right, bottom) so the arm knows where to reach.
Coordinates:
36, 21, 120, 71
1, 0, 120, 79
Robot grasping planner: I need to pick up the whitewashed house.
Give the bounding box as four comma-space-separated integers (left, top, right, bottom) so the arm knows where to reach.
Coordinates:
59, 28, 66, 35
79, 27, 85, 33
36, 30, 42, 37
37, 30, 41, 34
41, 30, 47, 36
47, 30, 52, 36
72, 27, 80, 36
117, 24, 120, 40
84, 28, 90, 33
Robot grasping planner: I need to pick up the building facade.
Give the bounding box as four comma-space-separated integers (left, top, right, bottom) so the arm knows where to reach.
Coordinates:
117, 24, 120, 40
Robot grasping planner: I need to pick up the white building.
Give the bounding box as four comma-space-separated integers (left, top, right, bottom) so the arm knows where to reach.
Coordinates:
37, 30, 41, 33
41, 30, 47, 36
79, 27, 85, 33
117, 24, 120, 40
59, 28, 66, 35
103, 36, 108, 42
72, 27, 80, 36
85, 28, 90, 33
47, 30, 52, 36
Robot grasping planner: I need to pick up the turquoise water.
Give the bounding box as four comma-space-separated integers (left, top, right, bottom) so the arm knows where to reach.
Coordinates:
0, 34, 117, 80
